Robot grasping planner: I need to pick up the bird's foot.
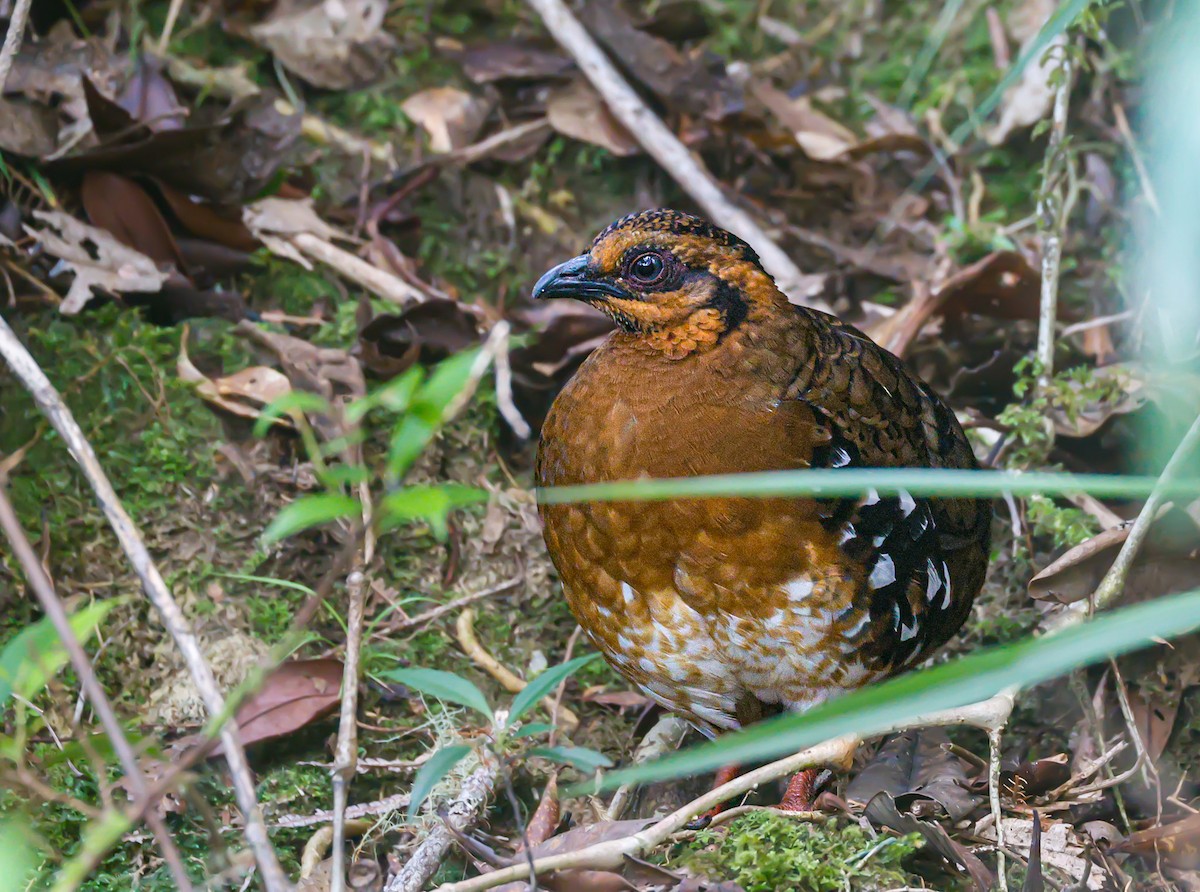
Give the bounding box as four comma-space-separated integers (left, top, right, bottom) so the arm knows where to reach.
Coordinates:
776, 767, 833, 813
684, 763, 742, 830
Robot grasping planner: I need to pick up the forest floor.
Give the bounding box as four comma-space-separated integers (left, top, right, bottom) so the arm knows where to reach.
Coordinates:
2, 0, 1199, 890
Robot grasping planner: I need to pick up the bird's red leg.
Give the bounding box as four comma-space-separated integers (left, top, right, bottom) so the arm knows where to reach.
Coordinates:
778, 768, 821, 812
684, 763, 742, 829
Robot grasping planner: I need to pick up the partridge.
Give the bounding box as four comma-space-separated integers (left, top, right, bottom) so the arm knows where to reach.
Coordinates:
533, 209, 991, 807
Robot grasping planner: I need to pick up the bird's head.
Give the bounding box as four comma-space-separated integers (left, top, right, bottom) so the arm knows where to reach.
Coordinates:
532, 209, 788, 357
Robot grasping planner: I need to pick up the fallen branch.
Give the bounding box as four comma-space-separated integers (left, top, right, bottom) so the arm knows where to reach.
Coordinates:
1034, 43, 1075, 392
388, 576, 523, 635
387, 758, 499, 892
0, 486, 193, 891
523, 0, 828, 311
0, 0, 31, 93
455, 608, 579, 730
437, 693, 1017, 892
331, 563, 370, 892
0, 316, 289, 892
273, 792, 410, 829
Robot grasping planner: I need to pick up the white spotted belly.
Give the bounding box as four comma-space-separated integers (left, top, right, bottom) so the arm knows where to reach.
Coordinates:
578, 577, 878, 737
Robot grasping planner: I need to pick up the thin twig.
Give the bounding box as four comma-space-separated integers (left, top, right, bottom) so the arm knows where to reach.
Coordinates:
989, 728, 1008, 892
156, 0, 185, 53
0, 487, 193, 891
331, 563, 370, 892
291, 232, 428, 306
390, 577, 523, 634
1035, 45, 1074, 391
273, 793, 410, 829
523, 0, 828, 311
0, 317, 289, 892
0, 0, 32, 93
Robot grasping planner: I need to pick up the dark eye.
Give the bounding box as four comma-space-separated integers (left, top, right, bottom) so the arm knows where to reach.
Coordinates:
629, 251, 665, 284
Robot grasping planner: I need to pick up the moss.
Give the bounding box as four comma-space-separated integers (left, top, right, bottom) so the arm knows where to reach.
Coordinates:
676, 812, 924, 892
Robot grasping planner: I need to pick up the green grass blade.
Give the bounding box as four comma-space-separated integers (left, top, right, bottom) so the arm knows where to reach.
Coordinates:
262, 493, 361, 543
507, 654, 600, 726
383, 667, 493, 720
531, 745, 613, 771
537, 467, 1200, 506
573, 588, 1200, 794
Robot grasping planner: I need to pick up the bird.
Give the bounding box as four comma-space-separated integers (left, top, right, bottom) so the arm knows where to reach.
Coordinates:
532, 208, 991, 811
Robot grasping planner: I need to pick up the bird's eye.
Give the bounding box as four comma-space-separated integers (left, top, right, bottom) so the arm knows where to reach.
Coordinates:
629, 251, 666, 284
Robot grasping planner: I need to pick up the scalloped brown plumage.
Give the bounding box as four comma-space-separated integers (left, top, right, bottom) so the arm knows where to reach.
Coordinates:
533, 209, 991, 801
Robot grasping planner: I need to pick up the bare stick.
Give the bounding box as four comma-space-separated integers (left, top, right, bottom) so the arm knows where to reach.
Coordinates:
988, 728, 1008, 892
156, 0, 185, 53
0, 0, 32, 92
0, 486, 193, 891
388, 576, 522, 634
1035, 47, 1074, 390
0, 317, 289, 892
292, 232, 428, 306
331, 565, 369, 892
387, 759, 499, 892
523, 0, 828, 311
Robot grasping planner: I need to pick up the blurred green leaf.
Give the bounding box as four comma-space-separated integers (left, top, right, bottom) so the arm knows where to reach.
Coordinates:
0, 600, 118, 706
262, 494, 361, 543
537, 468, 1200, 507
0, 820, 36, 892
383, 667, 492, 719
512, 722, 555, 739
531, 745, 613, 771
253, 390, 331, 438
507, 654, 600, 726
407, 744, 473, 817
379, 484, 488, 539
951, 0, 1093, 145
577, 588, 1200, 793
387, 350, 480, 478
319, 465, 372, 487
346, 366, 424, 423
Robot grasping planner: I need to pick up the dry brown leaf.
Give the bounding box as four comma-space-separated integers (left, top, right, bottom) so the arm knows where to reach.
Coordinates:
495, 819, 653, 892
546, 79, 640, 157
457, 40, 572, 83
357, 298, 482, 379
866, 792, 993, 891
1117, 812, 1200, 868
751, 81, 856, 161
976, 817, 1105, 889
401, 87, 493, 154
28, 210, 170, 314
1029, 506, 1200, 604
251, 0, 397, 90
848, 729, 980, 820
211, 658, 343, 754
1002, 754, 1072, 804
987, 0, 1062, 145
178, 333, 295, 425
0, 97, 60, 157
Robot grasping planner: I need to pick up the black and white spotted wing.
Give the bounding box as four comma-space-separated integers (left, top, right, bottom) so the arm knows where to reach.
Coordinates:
810, 426, 967, 672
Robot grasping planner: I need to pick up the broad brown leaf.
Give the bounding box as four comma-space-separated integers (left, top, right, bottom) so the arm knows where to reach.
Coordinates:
212, 658, 343, 754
